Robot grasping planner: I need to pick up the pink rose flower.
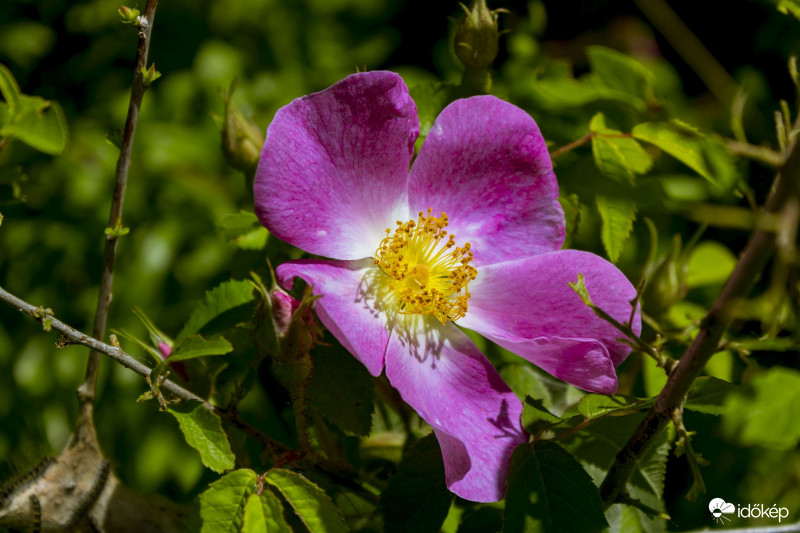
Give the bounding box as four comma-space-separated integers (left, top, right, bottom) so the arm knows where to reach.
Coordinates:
254, 71, 640, 502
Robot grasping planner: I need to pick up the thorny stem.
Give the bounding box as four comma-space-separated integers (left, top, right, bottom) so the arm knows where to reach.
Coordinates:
0, 284, 286, 455
671, 406, 708, 500
80, 0, 158, 418
599, 114, 800, 507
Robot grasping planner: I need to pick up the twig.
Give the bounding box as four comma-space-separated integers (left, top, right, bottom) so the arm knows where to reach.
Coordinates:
0, 284, 286, 455
80, 0, 158, 414
599, 115, 800, 507
550, 132, 594, 159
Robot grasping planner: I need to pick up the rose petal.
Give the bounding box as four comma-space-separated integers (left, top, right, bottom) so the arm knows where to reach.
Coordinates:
459, 249, 640, 369
384, 317, 527, 502
256, 71, 418, 259
408, 96, 564, 266
277, 259, 390, 376
485, 335, 618, 394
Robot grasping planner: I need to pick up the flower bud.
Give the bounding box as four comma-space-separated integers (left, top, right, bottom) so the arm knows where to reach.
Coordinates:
221, 83, 264, 175
118, 5, 140, 25
454, 0, 501, 70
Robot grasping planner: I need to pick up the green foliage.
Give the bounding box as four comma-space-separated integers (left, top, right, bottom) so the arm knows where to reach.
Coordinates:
503, 441, 608, 533
585, 46, 655, 107
379, 434, 452, 533
307, 338, 375, 435
596, 194, 637, 263
590, 113, 652, 185
562, 415, 670, 532
169, 334, 234, 363
168, 400, 235, 473
723, 367, 800, 449
189, 469, 258, 532
632, 121, 737, 193
265, 469, 348, 533
242, 491, 292, 533
176, 279, 255, 345
216, 211, 268, 250
521, 396, 562, 434
0, 64, 68, 155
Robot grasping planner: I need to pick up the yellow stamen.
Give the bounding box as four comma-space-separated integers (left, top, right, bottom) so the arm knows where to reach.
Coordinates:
373, 209, 477, 324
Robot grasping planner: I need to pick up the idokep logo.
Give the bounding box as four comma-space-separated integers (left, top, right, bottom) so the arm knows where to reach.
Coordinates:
709, 497, 790, 524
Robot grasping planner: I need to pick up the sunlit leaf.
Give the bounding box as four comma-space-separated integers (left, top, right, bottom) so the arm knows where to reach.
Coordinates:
590, 113, 652, 184
170, 334, 233, 362
242, 491, 292, 533
503, 441, 608, 533
521, 395, 562, 434
687, 241, 736, 287
723, 367, 800, 449
632, 121, 737, 193
596, 193, 637, 263
188, 469, 257, 532
576, 394, 652, 419
176, 279, 255, 345
586, 46, 655, 103
265, 468, 347, 533
168, 400, 235, 473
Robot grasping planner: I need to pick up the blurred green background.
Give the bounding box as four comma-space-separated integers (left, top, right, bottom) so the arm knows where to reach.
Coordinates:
2, 0, 800, 531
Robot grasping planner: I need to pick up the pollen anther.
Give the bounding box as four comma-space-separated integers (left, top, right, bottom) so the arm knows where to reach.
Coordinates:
374, 209, 477, 324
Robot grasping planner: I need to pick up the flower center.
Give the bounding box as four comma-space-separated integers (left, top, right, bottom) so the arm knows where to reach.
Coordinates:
373, 209, 477, 324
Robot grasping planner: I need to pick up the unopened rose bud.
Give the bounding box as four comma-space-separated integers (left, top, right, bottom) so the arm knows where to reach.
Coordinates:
222, 87, 264, 175
454, 0, 501, 70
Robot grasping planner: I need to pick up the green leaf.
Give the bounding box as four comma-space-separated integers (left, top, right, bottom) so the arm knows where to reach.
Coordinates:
177, 279, 255, 345
686, 241, 736, 287
242, 491, 292, 533
0, 102, 9, 128
380, 434, 452, 533
0, 94, 68, 155
605, 503, 648, 533
216, 211, 268, 250
590, 113, 652, 184
576, 394, 652, 419
530, 61, 643, 111
684, 376, 737, 415
169, 334, 233, 363
265, 469, 347, 533
723, 367, 800, 449
632, 121, 737, 193
522, 396, 562, 434
188, 469, 257, 532
586, 46, 655, 102
0, 66, 67, 155
503, 441, 607, 533
596, 194, 637, 263
562, 415, 671, 526
0, 64, 21, 112
168, 400, 235, 473
410, 82, 456, 138
307, 338, 375, 435
776, 0, 800, 20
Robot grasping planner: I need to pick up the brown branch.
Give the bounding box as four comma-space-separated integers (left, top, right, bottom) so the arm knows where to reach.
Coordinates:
80, 0, 159, 418
0, 284, 287, 455
599, 118, 800, 506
